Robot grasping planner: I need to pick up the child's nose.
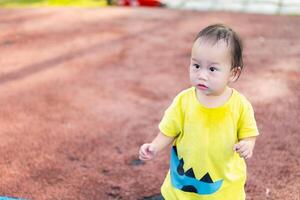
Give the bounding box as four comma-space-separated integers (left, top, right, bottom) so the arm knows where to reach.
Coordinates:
197, 69, 208, 80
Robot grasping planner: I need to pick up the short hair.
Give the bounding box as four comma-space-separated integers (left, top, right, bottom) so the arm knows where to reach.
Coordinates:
195, 24, 243, 71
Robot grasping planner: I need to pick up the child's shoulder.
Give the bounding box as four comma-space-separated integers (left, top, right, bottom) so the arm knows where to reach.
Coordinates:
172, 87, 194, 101
232, 88, 254, 109
177, 87, 194, 97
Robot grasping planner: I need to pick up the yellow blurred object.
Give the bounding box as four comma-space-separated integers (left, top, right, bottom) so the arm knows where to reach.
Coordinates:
0, 0, 109, 7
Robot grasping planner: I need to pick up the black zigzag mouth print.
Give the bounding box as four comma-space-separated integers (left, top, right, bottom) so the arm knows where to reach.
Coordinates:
170, 146, 223, 195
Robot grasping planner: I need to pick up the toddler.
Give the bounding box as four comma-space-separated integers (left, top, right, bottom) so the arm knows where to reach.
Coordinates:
139, 24, 259, 200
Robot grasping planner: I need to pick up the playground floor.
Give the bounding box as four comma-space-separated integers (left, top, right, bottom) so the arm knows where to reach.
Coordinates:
0, 7, 299, 200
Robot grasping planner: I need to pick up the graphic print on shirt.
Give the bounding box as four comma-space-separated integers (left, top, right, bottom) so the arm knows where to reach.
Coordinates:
170, 146, 223, 195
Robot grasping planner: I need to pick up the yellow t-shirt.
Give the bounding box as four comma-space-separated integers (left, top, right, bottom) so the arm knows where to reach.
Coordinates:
159, 87, 259, 200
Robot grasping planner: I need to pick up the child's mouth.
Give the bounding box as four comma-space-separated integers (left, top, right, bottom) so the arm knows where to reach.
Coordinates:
197, 84, 208, 90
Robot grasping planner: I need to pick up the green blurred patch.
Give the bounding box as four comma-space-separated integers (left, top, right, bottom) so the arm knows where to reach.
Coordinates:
0, 0, 108, 7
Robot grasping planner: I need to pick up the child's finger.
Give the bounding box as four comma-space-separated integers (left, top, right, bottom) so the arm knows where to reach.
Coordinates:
139, 145, 153, 157
139, 154, 150, 160
147, 147, 156, 157
139, 144, 155, 161
236, 145, 248, 154
244, 152, 253, 160
139, 151, 153, 160
139, 155, 148, 161
238, 149, 251, 159
244, 154, 250, 160
233, 143, 242, 151
141, 147, 148, 155
233, 141, 245, 150
148, 145, 154, 153
234, 141, 249, 151
139, 147, 148, 158
140, 144, 150, 154
240, 150, 249, 158
139, 149, 149, 159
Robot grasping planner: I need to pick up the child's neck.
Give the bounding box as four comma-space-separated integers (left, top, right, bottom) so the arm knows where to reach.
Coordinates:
196, 86, 233, 108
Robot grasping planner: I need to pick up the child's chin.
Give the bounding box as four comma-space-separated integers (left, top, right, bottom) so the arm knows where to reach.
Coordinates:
195, 87, 211, 93
197, 89, 217, 96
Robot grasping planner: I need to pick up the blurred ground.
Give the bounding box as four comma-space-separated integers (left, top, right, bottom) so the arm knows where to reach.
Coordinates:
0, 7, 299, 200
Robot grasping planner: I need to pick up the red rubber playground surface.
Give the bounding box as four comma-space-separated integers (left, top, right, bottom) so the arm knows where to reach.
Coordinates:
0, 7, 299, 200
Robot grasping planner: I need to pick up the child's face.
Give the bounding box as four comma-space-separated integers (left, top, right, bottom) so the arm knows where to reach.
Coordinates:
189, 38, 237, 96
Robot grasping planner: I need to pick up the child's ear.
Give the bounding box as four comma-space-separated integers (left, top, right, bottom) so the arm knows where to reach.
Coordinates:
230, 67, 242, 82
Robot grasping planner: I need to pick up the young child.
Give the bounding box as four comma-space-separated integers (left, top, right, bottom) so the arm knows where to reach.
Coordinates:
139, 24, 259, 200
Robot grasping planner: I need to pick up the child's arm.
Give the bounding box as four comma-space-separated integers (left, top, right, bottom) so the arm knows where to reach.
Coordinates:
233, 136, 257, 160
139, 132, 175, 161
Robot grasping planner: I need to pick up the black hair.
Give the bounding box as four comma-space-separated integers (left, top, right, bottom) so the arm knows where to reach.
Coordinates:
195, 24, 243, 71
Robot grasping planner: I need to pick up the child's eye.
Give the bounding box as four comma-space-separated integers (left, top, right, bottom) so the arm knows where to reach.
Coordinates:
209, 67, 217, 72
193, 64, 200, 69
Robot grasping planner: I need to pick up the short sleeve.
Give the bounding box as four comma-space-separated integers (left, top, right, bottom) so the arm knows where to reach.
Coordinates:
237, 100, 259, 139
158, 94, 183, 138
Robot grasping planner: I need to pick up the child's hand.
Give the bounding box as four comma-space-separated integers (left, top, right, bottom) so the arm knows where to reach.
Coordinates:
233, 137, 256, 160
139, 143, 156, 161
